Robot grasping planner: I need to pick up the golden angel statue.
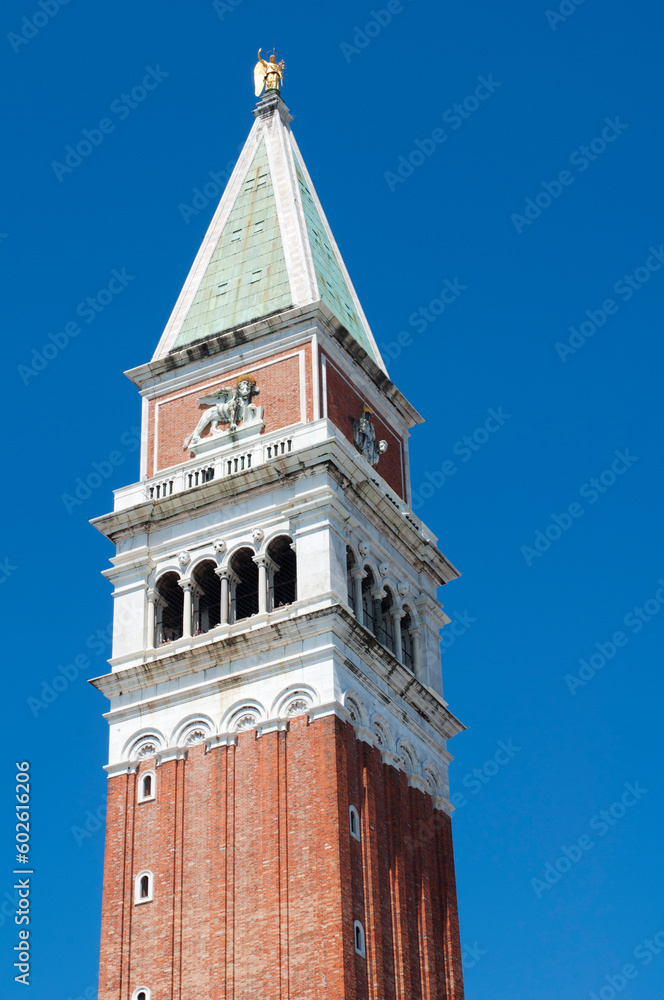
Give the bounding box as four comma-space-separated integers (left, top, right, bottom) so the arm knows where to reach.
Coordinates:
254, 48, 285, 97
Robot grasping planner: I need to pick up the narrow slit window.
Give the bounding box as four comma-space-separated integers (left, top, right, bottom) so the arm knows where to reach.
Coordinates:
349, 805, 360, 841
254, 220, 264, 234
354, 920, 366, 957
231, 230, 242, 242
216, 282, 229, 296
250, 269, 262, 283
138, 772, 155, 802
134, 871, 153, 904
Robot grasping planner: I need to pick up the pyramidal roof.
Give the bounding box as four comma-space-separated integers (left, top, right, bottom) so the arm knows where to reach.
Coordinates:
153, 94, 386, 371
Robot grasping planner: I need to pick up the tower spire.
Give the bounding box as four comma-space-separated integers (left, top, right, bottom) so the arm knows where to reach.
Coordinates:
151, 61, 386, 372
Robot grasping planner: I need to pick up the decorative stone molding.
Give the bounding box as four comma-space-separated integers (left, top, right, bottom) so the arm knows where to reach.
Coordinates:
205, 734, 238, 751
307, 700, 346, 723
231, 708, 262, 732
398, 582, 409, 597
181, 722, 212, 747
155, 746, 187, 766
378, 563, 389, 577
423, 763, 441, 796
178, 550, 191, 568
408, 774, 429, 793
343, 691, 368, 727
371, 715, 393, 752
271, 685, 318, 720
129, 736, 163, 761
358, 542, 370, 557
252, 528, 265, 544
369, 586, 387, 602
104, 761, 140, 777
396, 739, 418, 773
255, 718, 289, 737
213, 538, 226, 555
285, 697, 310, 717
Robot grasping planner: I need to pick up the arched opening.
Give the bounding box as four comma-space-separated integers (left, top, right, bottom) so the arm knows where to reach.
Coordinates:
401, 608, 415, 670
192, 560, 220, 633
230, 548, 259, 623
267, 535, 297, 609
381, 588, 396, 654
361, 568, 375, 634
155, 572, 183, 644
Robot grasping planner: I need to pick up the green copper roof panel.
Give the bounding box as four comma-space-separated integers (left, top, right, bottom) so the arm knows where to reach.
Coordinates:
293, 153, 376, 362
173, 140, 292, 348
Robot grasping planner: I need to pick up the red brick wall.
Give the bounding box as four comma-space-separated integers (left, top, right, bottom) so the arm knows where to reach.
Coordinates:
147, 344, 315, 476
97, 715, 464, 999
322, 354, 407, 500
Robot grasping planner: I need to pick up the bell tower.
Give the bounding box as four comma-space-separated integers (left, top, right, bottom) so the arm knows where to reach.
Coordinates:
92, 72, 466, 1000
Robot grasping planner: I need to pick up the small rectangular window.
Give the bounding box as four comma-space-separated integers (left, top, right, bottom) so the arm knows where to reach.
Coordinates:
231, 230, 242, 242
250, 269, 262, 283
256, 173, 267, 188
254, 220, 264, 234
216, 282, 229, 296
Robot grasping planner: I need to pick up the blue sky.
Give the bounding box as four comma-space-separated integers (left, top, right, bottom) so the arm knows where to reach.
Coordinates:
1, 0, 662, 997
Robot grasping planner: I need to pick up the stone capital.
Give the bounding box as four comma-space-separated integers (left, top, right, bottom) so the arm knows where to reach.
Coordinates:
253, 552, 278, 573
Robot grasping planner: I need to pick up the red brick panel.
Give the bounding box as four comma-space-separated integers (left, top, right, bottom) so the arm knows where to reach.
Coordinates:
322, 354, 406, 499
97, 715, 464, 999
147, 346, 312, 476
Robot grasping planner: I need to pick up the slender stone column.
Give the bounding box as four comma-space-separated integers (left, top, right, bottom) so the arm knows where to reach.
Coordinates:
215, 569, 231, 625
146, 589, 157, 648
350, 567, 366, 621
179, 580, 195, 637
258, 559, 268, 614
370, 588, 386, 643
391, 608, 405, 662
252, 555, 277, 615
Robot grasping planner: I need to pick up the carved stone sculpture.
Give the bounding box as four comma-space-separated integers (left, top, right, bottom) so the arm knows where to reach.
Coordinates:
183, 374, 264, 451
352, 405, 388, 467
